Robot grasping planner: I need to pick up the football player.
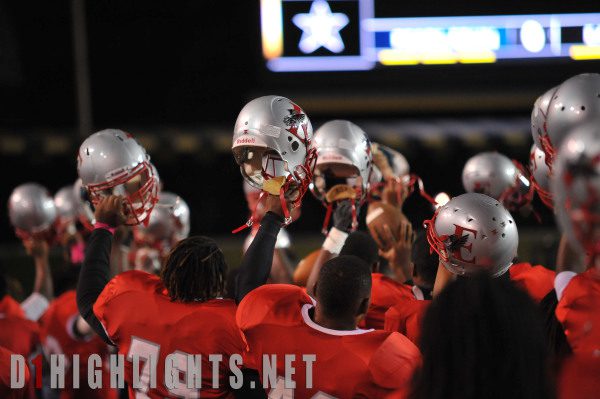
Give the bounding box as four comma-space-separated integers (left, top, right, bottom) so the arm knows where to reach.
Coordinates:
550, 126, 600, 398
76, 129, 245, 398
304, 120, 373, 294
338, 230, 414, 330
410, 274, 553, 399
384, 231, 438, 344
235, 198, 420, 398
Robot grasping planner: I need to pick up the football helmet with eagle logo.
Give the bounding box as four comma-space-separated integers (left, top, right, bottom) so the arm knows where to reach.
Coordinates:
232, 95, 317, 229
424, 192, 518, 277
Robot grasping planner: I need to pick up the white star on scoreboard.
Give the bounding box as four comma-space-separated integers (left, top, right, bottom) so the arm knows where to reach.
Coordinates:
292, 0, 349, 54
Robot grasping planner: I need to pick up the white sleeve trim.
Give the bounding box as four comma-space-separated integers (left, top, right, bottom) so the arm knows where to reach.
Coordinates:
555, 271, 577, 301
21, 292, 49, 321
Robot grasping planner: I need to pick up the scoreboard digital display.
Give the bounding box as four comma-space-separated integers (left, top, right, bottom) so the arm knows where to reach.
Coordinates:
260, 0, 600, 72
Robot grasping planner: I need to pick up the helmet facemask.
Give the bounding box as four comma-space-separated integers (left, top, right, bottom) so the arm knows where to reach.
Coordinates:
86, 160, 158, 226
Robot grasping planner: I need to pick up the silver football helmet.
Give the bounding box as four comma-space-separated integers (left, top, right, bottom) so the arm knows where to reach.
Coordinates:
462, 152, 533, 211
369, 143, 412, 202
77, 129, 159, 226
424, 193, 518, 277
531, 86, 559, 151
232, 96, 316, 207
134, 191, 190, 253
8, 183, 57, 240
311, 120, 372, 204
551, 125, 600, 258
54, 185, 81, 236
545, 73, 600, 167
529, 145, 553, 208
73, 178, 96, 230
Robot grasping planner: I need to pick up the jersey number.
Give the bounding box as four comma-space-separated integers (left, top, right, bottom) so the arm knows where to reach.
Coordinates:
127, 337, 198, 398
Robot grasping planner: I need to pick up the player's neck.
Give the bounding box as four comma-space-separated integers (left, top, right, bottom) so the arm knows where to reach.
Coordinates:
311, 306, 357, 331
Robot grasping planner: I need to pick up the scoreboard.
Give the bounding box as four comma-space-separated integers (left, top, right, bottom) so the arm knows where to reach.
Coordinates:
260, 0, 600, 72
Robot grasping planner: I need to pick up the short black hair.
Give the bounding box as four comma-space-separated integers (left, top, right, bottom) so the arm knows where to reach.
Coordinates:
412, 230, 438, 288
340, 230, 379, 267
160, 236, 227, 302
411, 273, 552, 399
315, 255, 372, 319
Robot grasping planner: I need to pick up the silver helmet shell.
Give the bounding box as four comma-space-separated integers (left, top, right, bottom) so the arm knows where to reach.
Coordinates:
8, 183, 57, 236
551, 125, 600, 257
379, 144, 409, 177
77, 129, 159, 225
311, 120, 373, 204
232, 95, 316, 204
73, 178, 96, 230
425, 192, 518, 277
529, 145, 553, 208
531, 86, 559, 151
54, 186, 80, 222
545, 73, 600, 166
135, 191, 190, 251
462, 152, 532, 211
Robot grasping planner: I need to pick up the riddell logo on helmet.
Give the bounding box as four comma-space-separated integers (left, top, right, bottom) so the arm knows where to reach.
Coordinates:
235, 137, 256, 145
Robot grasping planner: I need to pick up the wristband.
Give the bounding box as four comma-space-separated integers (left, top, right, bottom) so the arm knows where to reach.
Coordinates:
322, 227, 349, 254
94, 222, 116, 235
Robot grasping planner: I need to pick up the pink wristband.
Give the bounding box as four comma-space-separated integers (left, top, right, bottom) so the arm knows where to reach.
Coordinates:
94, 222, 116, 235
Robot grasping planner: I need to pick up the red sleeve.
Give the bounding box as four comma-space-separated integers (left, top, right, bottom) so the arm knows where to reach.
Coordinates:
384, 305, 403, 334
369, 333, 421, 389
509, 263, 555, 303
92, 271, 154, 343
236, 284, 311, 331
555, 270, 600, 354
0, 296, 25, 319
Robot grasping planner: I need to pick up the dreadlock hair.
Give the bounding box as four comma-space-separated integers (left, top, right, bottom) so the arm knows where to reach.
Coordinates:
315, 255, 372, 320
160, 236, 227, 303
411, 273, 553, 399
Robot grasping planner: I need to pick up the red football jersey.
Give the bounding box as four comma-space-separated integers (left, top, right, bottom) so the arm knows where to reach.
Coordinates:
509, 263, 555, 303
557, 354, 600, 399
0, 345, 31, 399
237, 284, 421, 399
94, 271, 244, 398
384, 300, 431, 346
0, 315, 39, 358
359, 274, 414, 330
555, 268, 600, 356
0, 295, 25, 319
39, 290, 116, 399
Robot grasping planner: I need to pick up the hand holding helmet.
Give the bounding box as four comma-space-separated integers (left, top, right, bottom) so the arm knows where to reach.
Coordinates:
232, 96, 316, 231
94, 195, 127, 228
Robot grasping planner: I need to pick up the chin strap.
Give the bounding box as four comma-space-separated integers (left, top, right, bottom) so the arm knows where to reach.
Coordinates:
321, 201, 358, 235
539, 132, 555, 170
232, 190, 269, 234
407, 174, 437, 205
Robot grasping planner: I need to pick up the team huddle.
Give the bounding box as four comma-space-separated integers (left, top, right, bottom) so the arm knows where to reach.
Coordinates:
1, 72, 599, 398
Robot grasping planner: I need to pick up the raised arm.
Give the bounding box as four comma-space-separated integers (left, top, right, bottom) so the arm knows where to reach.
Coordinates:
306, 201, 353, 296
235, 194, 285, 304
76, 195, 125, 344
